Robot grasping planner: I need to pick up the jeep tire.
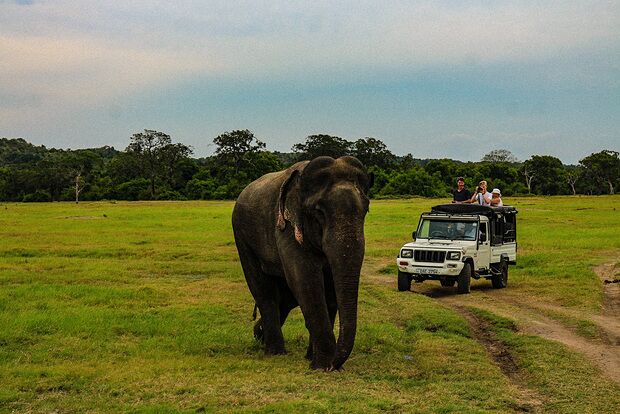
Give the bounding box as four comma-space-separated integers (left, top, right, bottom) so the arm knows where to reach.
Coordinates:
492, 260, 508, 289
398, 271, 412, 291
440, 278, 456, 287
457, 262, 472, 294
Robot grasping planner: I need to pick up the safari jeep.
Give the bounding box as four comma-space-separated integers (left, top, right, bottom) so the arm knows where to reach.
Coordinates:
396, 204, 517, 294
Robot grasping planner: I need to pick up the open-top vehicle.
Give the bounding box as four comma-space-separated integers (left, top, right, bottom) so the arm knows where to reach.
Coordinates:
396, 204, 517, 294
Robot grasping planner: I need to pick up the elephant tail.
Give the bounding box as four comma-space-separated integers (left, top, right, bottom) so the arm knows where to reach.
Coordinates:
252, 303, 258, 320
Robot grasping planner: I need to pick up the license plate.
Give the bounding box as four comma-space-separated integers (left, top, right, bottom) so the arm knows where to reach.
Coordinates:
418, 268, 438, 274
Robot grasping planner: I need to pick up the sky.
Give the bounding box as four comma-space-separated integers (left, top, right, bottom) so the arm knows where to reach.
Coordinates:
1, 0, 618, 164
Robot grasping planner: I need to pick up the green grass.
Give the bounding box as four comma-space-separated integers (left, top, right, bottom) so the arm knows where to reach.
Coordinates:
0, 197, 619, 413
470, 308, 620, 414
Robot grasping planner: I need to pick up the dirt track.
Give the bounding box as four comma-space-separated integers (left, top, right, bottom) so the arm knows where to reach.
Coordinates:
408, 262, 620, 386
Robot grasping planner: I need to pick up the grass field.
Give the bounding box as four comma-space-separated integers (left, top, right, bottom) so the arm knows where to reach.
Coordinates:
1, 197, 619, 413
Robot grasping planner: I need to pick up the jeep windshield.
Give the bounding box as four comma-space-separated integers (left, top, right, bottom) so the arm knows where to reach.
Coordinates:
417, 219, 478, 241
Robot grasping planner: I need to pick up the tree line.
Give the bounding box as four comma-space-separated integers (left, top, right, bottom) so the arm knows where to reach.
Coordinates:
0, 131, 618, 202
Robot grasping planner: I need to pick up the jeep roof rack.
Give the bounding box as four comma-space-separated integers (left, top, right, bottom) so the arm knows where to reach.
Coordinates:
430, 204, 517, 217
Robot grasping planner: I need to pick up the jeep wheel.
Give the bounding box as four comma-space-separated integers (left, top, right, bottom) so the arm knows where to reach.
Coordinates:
457, 263, 471, 294
492, 260, 508, 289
398, 271, 412, 291
440, 278, 456, 287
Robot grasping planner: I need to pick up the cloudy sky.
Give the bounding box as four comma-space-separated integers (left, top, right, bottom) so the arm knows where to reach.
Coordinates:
1, 0, 618, 163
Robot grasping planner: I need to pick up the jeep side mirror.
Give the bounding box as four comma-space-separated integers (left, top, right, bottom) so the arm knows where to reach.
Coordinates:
479, 232, 487, 242
412, 231, 417, 240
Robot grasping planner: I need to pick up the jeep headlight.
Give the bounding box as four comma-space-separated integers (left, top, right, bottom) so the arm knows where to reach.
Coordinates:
446, 251, 461, 261
400, 249, 413, 258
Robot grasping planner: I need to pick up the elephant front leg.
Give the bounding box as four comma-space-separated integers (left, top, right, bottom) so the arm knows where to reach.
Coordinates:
306, 320, 336, 370
284, 268, 336, 369
306, 268, 338, 362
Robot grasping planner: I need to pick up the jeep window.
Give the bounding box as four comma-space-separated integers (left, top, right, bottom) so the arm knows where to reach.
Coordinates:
418, 219, 478, 241
492, 215, 504, 245
504, 214, 516, 242
479, 222, 487, 242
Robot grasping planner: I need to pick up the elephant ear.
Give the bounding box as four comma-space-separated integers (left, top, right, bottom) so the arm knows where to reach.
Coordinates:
365, 171, 375, 195
276, 169, 304, 244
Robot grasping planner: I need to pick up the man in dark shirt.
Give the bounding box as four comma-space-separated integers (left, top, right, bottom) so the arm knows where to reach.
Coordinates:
452, 177, 472, 203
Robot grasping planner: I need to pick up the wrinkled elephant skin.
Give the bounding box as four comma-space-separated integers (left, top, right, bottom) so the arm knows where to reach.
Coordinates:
232, 156, 371, 370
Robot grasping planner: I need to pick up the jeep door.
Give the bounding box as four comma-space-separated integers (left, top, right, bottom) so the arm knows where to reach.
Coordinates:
475, 220, 491, 271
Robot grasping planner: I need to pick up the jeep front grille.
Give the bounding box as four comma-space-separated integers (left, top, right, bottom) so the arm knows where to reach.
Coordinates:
414, 250, 446, 263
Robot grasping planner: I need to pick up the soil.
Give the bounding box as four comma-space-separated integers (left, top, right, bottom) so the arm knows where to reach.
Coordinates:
407, 262, 620, 386
367, 259, 620, 411
457, 306, 544, 412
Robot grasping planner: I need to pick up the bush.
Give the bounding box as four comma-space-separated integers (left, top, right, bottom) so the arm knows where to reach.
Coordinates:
22, 189, 51, 202
114, 178, 151, 200
158, 190, 186, 200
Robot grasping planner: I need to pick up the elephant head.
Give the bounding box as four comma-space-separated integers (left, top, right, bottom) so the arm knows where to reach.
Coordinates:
277, 156, 372, 369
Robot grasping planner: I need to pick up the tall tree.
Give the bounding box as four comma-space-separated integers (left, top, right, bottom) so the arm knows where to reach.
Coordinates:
521, 162, 535, 194
292, 134, 351, 160
213, 129, 266, 174
565, 166, 582, 196
126, 129, 192, 199
351, 137, 396, 169
481, 149, 518, 163
522, 155, 565, 195
579, 150, 620, 195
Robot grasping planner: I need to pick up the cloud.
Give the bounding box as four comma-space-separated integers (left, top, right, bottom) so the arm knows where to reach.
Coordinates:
0, 1, 618, 159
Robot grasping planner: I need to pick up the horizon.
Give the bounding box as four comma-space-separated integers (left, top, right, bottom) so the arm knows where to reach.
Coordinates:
1, 1, 618, 164
1, 134, 605, 166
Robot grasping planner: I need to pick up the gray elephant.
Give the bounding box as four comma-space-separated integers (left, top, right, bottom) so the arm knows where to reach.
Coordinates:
232, 156, 371, 370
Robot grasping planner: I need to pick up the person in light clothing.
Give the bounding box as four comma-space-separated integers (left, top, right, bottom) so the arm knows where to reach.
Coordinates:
470, 180, 492, 206
491, 188, 503, 206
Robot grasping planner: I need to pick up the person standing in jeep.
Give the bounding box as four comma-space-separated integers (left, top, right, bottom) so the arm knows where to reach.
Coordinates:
452, 177, 472, 204
470, 180, 492, 206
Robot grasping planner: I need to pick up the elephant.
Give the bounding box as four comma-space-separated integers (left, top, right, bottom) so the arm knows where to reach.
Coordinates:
232, 156, 371, 370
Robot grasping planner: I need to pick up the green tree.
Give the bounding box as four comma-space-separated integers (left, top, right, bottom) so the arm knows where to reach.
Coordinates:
292, 134, 351, 160
379, 165, 449, 197
208, 130, 282, 199
126, 130, 192, 199
579, 150, 620, 195
424, 159, 459, 187
481, 149, 518, 163
398, 154, 418, 170
351, 137, 396, 169
213, 130, 266, 173
521, 155, 566, 195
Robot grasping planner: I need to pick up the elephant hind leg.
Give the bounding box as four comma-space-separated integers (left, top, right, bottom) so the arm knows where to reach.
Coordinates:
236, 243, 286, 355
254, 283, 297, 346
253, 319, 264, 342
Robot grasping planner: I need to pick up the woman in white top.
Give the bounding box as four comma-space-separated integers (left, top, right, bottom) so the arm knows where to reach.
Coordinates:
470, 180, 492, 206
490, 188, 503, 206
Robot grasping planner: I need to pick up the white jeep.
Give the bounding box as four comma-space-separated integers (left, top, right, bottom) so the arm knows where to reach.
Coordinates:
396, 204, 517, 294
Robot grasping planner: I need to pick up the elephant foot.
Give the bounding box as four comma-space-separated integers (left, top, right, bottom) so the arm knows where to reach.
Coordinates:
253, 321, 264, 343
309, 359, 331, 370
265, 344, 287, 355
309, 354, 333, 370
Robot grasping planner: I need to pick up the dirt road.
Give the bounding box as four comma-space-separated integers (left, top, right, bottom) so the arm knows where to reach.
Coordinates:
409, 262, 620, 386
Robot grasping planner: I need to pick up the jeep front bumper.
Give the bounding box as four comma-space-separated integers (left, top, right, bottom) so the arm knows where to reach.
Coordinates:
396, 258, 464, 277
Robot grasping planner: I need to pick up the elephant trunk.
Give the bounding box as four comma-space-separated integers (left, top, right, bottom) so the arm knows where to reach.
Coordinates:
324, 222, 365, 370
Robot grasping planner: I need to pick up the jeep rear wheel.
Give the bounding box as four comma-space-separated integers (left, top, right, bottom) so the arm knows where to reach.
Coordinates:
492, 260, 508, 289
457, 263, 471, 294
398, 271, 412, 291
